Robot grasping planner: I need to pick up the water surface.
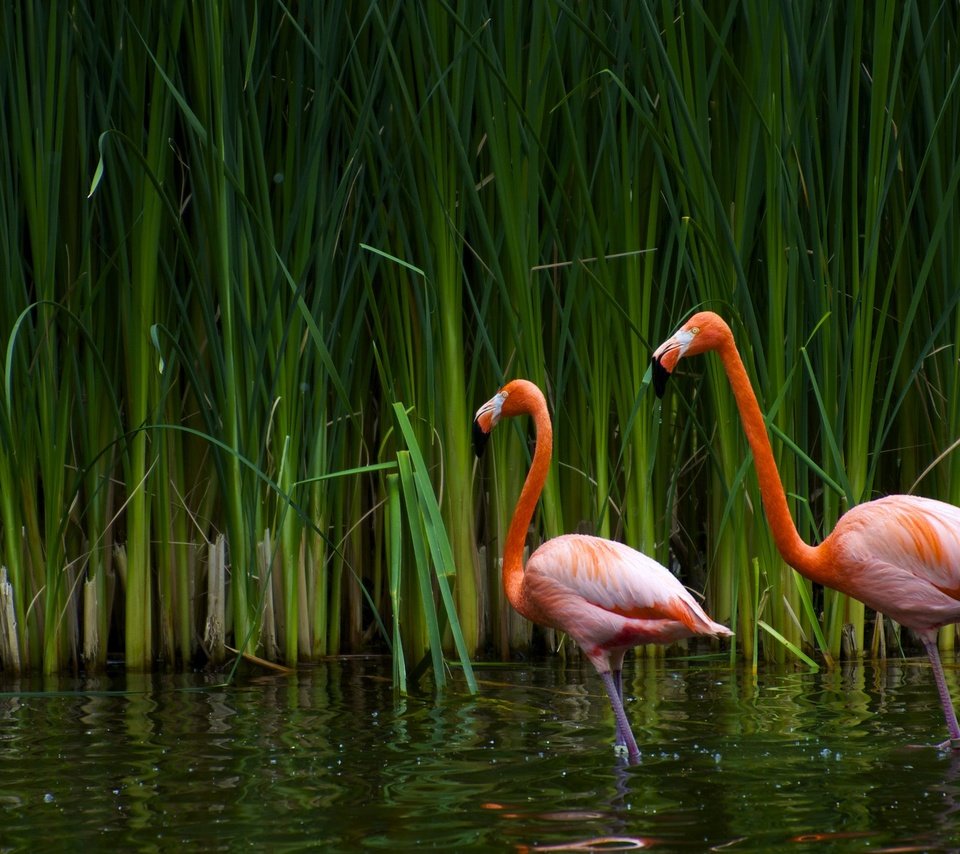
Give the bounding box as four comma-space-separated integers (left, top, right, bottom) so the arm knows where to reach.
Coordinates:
2, 655, 959, 850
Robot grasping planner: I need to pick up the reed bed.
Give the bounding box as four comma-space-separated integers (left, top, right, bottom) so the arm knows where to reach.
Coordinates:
0, 1, 957, 678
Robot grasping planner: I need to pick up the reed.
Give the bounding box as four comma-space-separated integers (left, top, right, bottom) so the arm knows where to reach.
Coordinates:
0, 1, 957, 677
635, 0, 960, 665
4, 2, 85, 672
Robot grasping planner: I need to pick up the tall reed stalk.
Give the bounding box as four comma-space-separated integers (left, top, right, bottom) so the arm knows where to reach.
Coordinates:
0, 1, 957, 677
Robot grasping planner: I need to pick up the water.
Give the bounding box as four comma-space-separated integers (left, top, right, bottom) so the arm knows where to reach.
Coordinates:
2, 655, 959, 851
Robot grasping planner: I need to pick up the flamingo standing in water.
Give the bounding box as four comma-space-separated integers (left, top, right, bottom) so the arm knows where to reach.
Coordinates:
473, 379, 732, 761
651, 311, 960, 748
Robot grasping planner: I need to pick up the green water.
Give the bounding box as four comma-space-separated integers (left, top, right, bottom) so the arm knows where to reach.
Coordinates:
2, 656, 959, 851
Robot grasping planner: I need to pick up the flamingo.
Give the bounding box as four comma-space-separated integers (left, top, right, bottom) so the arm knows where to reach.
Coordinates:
651, 310, 960, 748
473, 379, 732, 761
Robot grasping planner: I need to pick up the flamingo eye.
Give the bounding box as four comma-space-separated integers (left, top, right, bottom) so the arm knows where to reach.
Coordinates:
690, 326, 700, 335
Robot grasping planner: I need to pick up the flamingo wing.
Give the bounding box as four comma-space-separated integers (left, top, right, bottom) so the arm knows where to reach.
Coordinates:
524, 534, 729, 638
831, 496, 960, 630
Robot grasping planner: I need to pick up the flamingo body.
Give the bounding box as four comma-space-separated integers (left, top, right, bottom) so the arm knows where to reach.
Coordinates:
474, 379, 730, 761
652, 310, 960, 747
823, 496, 960, 632
523, 533, 730, 660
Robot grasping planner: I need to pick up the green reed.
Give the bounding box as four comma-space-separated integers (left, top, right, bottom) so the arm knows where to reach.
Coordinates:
645, 0, 960, 663
3, 3, 82, 672
1, 1, 958, 678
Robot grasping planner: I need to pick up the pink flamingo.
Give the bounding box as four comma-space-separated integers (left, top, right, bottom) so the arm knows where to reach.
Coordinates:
473, 379, 732, 761
652, 310, 960, 748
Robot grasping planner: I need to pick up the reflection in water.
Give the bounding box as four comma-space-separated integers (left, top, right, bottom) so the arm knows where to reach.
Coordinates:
1, 656, 960, 850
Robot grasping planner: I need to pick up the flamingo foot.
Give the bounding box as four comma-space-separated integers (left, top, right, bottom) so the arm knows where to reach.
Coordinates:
600, 671, 640, 764
921, 635, 960, 749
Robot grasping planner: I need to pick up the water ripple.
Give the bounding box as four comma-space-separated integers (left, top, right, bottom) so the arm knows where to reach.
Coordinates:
2, 659, 960, 850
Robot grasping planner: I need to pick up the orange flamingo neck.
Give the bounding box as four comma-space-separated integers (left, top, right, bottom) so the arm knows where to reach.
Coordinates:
714, 335, 824, 577
503, 389, 552, 614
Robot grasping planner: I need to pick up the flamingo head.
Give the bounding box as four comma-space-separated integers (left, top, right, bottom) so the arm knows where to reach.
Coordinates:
472, 379, 544, 457
650, 311, 731, 397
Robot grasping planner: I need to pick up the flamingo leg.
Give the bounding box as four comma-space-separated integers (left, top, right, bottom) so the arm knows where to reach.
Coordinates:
600, 671, 640, 762
608, 651, 628, 747
610, 669, 628, 747
921, 635, 960, 749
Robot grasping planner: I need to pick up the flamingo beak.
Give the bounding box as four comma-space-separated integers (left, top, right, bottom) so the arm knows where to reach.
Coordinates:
472, 417, 490, 458
650, 345, 682, 399
651, 327, 696, 398
651, 353, 672, 398
472, 390, 507, 457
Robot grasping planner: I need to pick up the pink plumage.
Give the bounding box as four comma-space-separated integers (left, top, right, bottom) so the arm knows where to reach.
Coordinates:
473, 379, 730, 762
653, 310, 960, 748
829, 497, 960, 631
524, 534, 730, 655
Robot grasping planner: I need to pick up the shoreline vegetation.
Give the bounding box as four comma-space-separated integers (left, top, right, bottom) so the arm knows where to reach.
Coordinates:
1, 2, 958, 680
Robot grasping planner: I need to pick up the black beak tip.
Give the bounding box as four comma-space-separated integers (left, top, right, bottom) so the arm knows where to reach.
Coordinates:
472, 419, 489, 458
651, 356, 671, 399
